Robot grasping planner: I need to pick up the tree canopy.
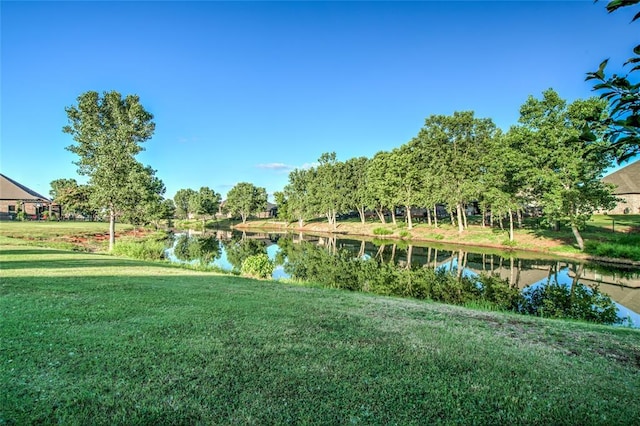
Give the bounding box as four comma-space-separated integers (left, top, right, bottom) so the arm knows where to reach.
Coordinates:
225, 182, 268, 224
63, 90, 158, 250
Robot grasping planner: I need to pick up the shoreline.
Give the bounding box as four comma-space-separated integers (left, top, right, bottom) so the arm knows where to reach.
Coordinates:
233, 220, 640, 267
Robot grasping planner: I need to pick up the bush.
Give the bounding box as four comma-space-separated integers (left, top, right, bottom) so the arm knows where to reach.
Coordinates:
373, 227, 393, 236
111, 239, 167, 261
399, 230, 411, 239
241, 254, 274, 279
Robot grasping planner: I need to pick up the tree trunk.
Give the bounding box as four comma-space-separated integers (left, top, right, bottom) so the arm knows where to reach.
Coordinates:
376, 208, 386, 224
406, 245, 413, 269
406, 205, 413, 230
450, 210, 455, 227
508, 208, 514, 242
456, 203, 464, 233
517, 209, 523, 228
462, 206, 468, 229
571, 223, 585, 251
357, 206, 366, 224
108, 208, 116, 251
433, 205, 438, 228
426, 208, 432, 226
391, 209, 397, 226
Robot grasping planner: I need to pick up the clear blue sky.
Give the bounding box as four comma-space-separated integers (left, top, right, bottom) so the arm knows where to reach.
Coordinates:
1, 1, 638, 201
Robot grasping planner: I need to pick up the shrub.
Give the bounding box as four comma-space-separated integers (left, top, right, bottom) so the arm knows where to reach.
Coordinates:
111, 239, 167, 261
373, 227, 393, 236
399, 230, 411, 239
241, 254, 274, 279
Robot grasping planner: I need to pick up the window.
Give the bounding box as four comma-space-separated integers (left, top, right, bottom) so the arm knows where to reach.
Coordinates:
8, 205, 15, 213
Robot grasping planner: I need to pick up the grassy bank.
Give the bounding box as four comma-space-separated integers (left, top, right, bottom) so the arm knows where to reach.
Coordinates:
1, 244, 639, 424
0, 221, 135, 252
239, 214, 640, 262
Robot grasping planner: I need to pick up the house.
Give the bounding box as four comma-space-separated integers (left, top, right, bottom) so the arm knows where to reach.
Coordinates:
0, 174, 55, 220
602, 160, 640, 214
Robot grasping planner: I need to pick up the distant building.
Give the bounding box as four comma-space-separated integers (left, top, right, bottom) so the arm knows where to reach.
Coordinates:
602, 160, 640, 214
0, 174, 55, 220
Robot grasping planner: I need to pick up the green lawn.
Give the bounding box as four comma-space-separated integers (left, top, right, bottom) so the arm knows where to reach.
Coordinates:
1, 244, 639, 424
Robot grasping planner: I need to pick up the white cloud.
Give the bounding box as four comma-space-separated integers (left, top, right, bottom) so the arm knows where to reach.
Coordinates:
256, 163, 293, 171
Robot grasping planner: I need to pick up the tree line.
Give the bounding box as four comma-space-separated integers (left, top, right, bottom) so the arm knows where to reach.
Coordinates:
275, 89, 619, 250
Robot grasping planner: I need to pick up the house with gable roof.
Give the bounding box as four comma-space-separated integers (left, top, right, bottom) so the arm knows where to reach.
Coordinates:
0, 173, 56, 220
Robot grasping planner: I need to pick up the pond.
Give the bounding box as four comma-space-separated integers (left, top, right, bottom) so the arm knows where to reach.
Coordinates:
166, 229, 640, 326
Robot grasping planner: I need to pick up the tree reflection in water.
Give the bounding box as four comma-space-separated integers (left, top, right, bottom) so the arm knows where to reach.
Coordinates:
276, 236, 622, 325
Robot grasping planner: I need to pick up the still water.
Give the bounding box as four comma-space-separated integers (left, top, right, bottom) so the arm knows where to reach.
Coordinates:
166, 229, 640, 326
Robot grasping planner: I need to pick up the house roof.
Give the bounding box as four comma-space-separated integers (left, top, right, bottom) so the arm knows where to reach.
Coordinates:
0, 173, 51, 202
602, 160, 640, 195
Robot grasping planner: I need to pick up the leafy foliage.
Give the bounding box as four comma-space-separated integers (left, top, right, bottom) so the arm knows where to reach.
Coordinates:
241, 253, 274, 279
224, 182, 268, 224
511, 89, 618, 250
586, 0, 640, 161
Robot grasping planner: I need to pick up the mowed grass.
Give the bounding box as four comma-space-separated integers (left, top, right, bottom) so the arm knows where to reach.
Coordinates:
1, 244, 639, 424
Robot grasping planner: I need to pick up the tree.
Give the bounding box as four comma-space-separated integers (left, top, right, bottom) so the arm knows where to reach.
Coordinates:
490, 134, 524, 240
49, 178, 96, 219
119, 165, 166, 229
225, 182, 268, 224
63, 90, 156, 251
174, 188, 197, 219
586, 0, 640, 161
282, 168, 314, 227
514, 89, 618, 250
414, 111, 498, 233
344, 156, 369, 224
388, 145, 423, 230
309, 152, 349, 229
189, 186, 221, 230
149, 198, 176, 229
365, 151, 395, 224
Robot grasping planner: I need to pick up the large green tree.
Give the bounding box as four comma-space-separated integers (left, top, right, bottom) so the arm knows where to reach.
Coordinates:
63, 90, 156, 250
189, 186, 221, 230
344, 156, 370, 224
414, 111, 498, 233
174, 188, 197, 219
365, 151, 395, 224
514, 89, 618, 250
310, 152, 350, 229
225, 182, 268, 224
49, 178, 96, 220
281, 168, 314, 227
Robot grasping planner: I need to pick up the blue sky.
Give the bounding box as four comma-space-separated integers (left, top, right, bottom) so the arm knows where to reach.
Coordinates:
1, 1, 638, 201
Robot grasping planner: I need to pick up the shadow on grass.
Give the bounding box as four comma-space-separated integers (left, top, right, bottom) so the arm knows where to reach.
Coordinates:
0, 259, 171, 271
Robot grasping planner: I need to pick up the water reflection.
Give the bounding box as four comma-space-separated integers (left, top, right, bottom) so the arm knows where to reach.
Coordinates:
166, 230, 640, 326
